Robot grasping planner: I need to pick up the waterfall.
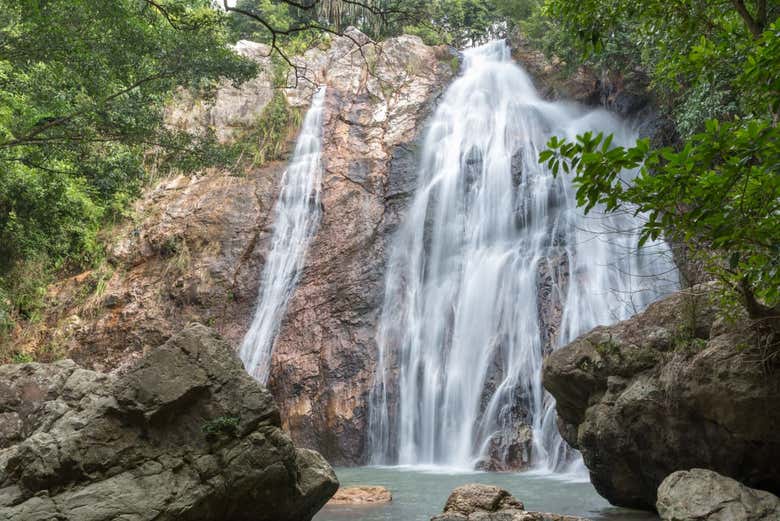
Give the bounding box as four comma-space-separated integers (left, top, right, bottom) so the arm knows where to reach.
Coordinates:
239, 87, 327, 384
368, 41, 676, 470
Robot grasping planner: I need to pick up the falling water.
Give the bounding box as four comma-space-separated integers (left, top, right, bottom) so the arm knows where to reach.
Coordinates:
239, 87, 327, 383
368, 41, 676, 470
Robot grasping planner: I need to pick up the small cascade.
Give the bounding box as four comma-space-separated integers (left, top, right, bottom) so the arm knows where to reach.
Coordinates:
239, 87, 327, 384
368, 41, 676, 470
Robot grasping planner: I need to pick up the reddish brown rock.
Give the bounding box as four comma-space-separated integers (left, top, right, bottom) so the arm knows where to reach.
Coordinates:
328, 485, 392, 505
266, 31, 453, 464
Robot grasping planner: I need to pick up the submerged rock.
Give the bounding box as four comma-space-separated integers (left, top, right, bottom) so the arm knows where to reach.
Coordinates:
0, 324, 338, 521
431, 484, 589, 521
328, 485, 393, 504
543, 286, 780, 510
657, 469, 780, 521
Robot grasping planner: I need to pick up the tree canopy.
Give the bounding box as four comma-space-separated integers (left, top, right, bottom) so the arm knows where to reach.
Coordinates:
0, 0, 257, 327
538, 1, 779, 319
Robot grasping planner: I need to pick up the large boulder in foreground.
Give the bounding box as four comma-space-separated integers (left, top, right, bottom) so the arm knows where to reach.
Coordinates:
430, 484, 589, 521
543, 287, 780, 510
657, 469, 780, 521
0, 324, 338, 521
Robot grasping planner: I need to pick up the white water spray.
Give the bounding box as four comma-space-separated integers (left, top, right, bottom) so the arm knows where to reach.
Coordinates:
368, 41, 676, 470
239, 87, 327, 383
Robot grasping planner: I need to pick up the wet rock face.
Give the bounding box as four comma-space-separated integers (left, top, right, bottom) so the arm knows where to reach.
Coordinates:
657, 469, 780, 521
0, 324, 338, 521
476, 425, 533, 472
510, 35, 675, 147
543, 287, 780, 511
266, 31, 453, 464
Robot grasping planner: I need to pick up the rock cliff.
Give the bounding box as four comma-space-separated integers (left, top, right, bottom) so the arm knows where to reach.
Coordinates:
0, 324, 338, 521
543, 286, 780, 510
10, 29, 454, 465
9, 28, 681, 469
266, 29, 453, 464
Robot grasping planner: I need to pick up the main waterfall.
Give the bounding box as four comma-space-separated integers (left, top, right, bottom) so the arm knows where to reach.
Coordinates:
368, 41, 676, 470
240, 87, 326, 383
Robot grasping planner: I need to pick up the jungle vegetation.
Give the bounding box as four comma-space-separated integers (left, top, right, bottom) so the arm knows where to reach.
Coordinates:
0, 0, 777, 338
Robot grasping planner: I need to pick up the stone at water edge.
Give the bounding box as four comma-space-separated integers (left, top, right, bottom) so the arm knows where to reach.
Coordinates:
430, 484, 590, 521
0, 323, 338, 521
543, 285, 780, 510
327, 485, 393, 505
441, 484, 525, 515
657, 469, 780, 521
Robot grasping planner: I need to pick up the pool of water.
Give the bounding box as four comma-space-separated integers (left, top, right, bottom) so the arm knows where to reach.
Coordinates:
314, 467, 658, 521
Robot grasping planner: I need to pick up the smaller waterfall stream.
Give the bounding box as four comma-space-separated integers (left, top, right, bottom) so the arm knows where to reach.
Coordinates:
239, 87, 327, 383
368, 41, 677, 471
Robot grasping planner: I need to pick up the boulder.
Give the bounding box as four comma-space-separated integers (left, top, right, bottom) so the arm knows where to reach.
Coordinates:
0, 324, 338, 521
543, 286, 780, 510
657, 469, 780, 521
476, 425, 533, 471
327, 485, 393, 505
431, 484, 589, 521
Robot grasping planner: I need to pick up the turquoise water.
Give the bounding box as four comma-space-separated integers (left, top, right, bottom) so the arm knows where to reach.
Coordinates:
314, 467, 658, 521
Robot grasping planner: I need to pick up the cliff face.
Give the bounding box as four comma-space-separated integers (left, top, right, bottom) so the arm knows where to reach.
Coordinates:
12, 30, 453, 465
268, 30, 454, 463
543, 286, 780, 510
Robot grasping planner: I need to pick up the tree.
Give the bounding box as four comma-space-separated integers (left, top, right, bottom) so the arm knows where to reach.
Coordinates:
0, 0, 256, 323
540, 18, 780, 320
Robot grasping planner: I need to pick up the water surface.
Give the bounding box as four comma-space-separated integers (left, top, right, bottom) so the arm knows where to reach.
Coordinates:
315, 467, 658, 521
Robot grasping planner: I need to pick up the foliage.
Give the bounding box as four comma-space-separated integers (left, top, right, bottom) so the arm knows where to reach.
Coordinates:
233, 91, 303, 167
537, 0, 779, 135
202, 415, 241, 438
0, 0, 257, 331
11, 352, 33, 364
540, 21, 780, 318
225, 0, 530, 48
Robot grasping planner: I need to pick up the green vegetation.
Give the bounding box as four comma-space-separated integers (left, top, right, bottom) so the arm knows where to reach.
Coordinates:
0, 0, 257, 336
202, 415, 241, 439
225, 0, 535, 48
537, 2, 779, 321
233, 91, 303, 168
11, 352, 33, 364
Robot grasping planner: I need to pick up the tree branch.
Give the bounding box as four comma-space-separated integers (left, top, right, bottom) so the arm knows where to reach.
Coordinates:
0, 73, 172, 149
730, 0, 764, 38
223, 0, 385, 88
